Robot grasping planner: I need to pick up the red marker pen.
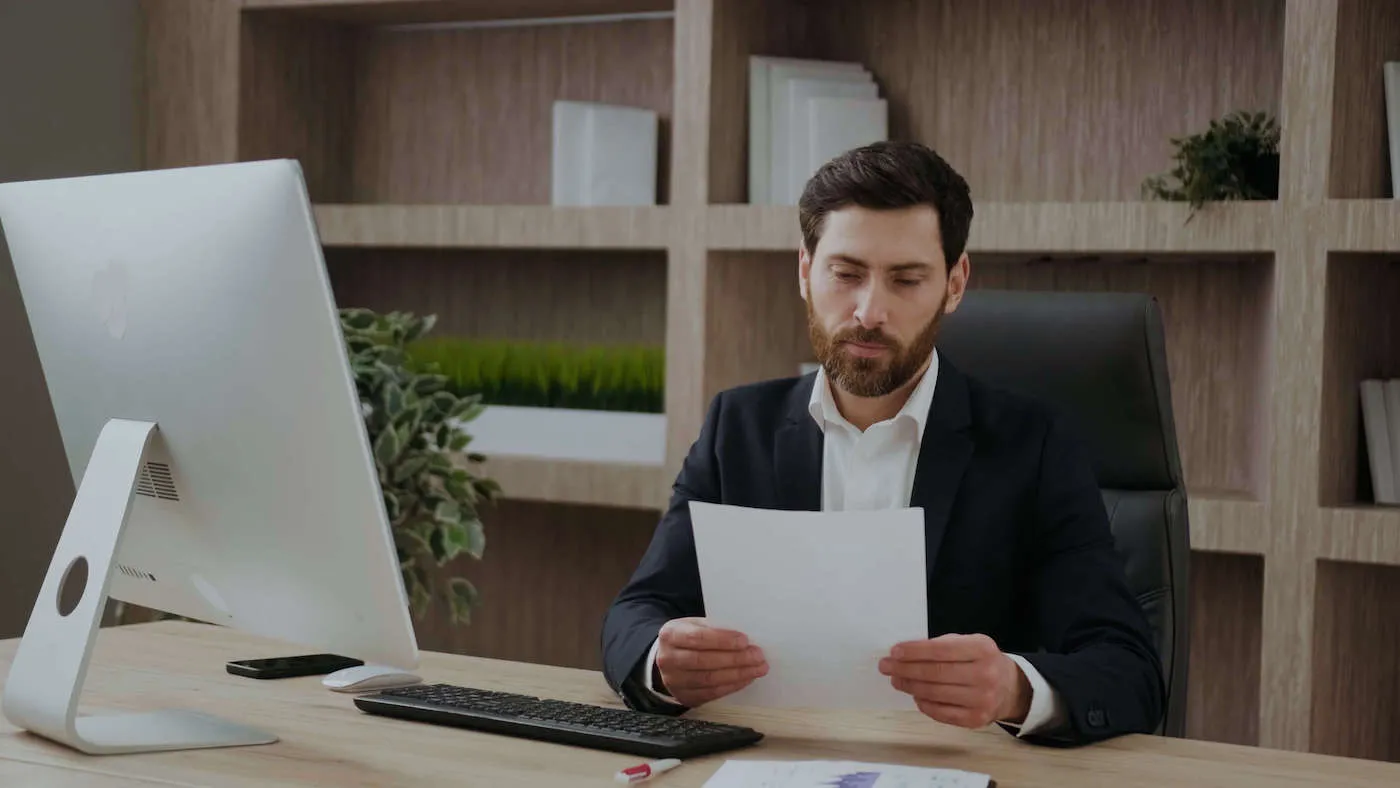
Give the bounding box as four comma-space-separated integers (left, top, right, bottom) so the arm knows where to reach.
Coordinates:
614, 758, 682, 783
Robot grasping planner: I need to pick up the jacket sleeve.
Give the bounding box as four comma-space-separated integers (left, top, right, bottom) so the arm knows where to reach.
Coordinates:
1009, 413, 1167, 745
600, 393, 724, 714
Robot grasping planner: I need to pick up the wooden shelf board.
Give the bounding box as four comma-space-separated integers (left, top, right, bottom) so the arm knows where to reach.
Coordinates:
1189, 494, 1270, 555
479, 456, 665, 510
242, 0, 674, 26
1327, 200, 1400, 251
706, 202, 1279, 254
1319, 506, 1400, 565
314, 205, 673, 249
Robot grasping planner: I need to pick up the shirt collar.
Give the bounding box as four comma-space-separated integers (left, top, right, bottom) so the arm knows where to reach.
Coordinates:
807, 348, 940, 440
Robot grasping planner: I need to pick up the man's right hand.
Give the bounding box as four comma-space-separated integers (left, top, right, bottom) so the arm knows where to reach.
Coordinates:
653, 617, 769, 707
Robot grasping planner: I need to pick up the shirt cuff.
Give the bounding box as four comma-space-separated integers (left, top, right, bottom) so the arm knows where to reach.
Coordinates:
1001, 653, 1067, 737
642, 637, 685, 706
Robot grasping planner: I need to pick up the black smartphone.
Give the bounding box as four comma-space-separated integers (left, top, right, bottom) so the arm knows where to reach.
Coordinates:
226, 653, 363, 680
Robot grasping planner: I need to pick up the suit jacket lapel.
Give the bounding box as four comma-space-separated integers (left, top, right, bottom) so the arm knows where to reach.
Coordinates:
775, 373, 823, 511
910, 357, 974, 576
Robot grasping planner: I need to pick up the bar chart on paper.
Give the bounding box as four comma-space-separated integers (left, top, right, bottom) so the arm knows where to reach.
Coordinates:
701, 761, 992, 788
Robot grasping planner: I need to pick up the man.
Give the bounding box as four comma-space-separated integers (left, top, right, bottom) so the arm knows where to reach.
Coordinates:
600, 140, 1164, 746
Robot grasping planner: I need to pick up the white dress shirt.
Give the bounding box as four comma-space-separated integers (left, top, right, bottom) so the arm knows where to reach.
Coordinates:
643, 351, 1067, 737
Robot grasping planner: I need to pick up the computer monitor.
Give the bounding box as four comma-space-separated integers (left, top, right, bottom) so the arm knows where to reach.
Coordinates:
0, 160, 420, 754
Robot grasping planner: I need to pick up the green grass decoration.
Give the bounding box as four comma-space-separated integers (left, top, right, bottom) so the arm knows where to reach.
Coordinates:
407, 338, 665, 414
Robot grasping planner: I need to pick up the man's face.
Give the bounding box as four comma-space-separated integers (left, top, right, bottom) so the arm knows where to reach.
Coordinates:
800, 204, 968, 398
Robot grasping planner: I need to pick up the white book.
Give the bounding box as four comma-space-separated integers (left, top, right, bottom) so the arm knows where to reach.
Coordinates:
748, 56, 868, 204
550, 100, 590, 205
768, 65, 873, 206
776, 79, 880, 205
1361, 379, 1398, 504
800, 95, 888, 201
1387, 380, 1400, 498
1385, 62, 1400, 198
551, 100, 658, 206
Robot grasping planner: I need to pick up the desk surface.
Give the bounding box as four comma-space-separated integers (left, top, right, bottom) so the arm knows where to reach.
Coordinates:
1, 622, 1397, 787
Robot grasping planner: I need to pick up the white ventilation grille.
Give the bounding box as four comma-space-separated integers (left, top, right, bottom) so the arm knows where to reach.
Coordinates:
135, 462, 179, 501
117, 564, 156, 582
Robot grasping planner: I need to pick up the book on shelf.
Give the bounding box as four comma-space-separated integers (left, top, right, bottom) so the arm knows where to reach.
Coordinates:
1360, 378, 1400, 505
1386, 62, 1400, 199
550, 100, 658, 207
748, 55, 888, 206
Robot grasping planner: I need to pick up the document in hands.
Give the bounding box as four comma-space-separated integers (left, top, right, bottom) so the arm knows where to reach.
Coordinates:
688, 501, 927, 710
702, 760, 992, 788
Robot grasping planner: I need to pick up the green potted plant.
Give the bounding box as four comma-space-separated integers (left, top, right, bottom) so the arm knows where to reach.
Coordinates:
340, 307, 501, 626
404, 338, 667, 466
1142, 110, 1280, 221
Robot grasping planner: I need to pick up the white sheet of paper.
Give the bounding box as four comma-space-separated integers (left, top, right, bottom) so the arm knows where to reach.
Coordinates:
689, 501, 927, 710
702, 760, 991, 788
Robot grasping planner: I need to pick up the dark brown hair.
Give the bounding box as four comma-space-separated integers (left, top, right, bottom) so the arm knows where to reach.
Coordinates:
798, 140, 974, 269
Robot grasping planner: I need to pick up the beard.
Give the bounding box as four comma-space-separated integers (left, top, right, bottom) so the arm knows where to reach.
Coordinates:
806, 294, 946, 398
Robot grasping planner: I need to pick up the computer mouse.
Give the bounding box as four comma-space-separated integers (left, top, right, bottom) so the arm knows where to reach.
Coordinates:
321, 664, 423, 693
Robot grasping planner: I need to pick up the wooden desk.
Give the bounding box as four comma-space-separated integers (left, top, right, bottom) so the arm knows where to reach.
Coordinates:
1, 622, 1396, 787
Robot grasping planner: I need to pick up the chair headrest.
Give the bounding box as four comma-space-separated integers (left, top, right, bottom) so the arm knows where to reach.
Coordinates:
936, 290, 1182, 490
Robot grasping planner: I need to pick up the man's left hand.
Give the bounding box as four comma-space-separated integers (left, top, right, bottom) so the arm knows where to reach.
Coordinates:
878, 633, 1031, 729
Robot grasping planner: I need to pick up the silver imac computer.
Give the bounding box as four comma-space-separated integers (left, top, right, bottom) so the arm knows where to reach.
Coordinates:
0, 160, 420, 754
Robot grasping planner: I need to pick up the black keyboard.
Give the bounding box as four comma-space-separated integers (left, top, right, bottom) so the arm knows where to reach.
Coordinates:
352, 683, 764, 759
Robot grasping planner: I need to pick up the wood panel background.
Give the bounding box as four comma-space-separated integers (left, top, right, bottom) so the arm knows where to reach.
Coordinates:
239, 12, 358, 202
1328, 0, 1400, 198
141, 0, 242, 168
325, 248, 667, 345
708, 0, 1284, 204
416, 499, 659, 669
1186, 552, 1264, 746
1320, 254, 1400, 506
1310, 560, 1400, 761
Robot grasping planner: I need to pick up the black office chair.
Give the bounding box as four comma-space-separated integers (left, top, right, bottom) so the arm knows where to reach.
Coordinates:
936, 289, 1190, 738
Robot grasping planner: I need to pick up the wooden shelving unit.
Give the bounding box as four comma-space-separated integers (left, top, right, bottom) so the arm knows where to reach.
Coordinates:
139, 0, 1400, 763
313, 205, 674, 249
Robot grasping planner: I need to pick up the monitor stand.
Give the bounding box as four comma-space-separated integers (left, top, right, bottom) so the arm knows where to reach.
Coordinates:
0, 418, 278, 754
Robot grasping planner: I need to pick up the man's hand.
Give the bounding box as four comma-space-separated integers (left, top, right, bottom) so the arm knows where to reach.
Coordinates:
654, 618, 769, 707
879, 633, 1031, 729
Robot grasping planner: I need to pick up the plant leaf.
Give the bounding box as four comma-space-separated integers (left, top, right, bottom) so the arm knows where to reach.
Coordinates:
447, 577, 478, 625
392, 455, 430, 485
462, 517, 486, 560
374, 424, 402, 466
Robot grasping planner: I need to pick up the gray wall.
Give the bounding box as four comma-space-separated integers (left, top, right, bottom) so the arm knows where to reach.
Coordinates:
0, 0, 143, 637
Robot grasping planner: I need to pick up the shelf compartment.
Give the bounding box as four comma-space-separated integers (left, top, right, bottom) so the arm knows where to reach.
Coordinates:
706, 202, 1279, 253
1186, 552, 1263, 746
1320, 253, 1400, 507
479, 456, 664, 510
325, 247, 666, 346
708, 0, 1284, 204
1311, 559, 1400, 761
415, 499, 660, 669
239, 4, 673, 204
705, 251, 1272, 501
242, 0, 673, 25
1328, 0, 1400, 199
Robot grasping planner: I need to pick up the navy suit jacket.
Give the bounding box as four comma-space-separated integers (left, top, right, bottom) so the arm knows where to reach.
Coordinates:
600, 357, 1165, 746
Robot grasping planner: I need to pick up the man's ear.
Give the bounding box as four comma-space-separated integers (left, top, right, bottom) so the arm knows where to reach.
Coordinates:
798, 245, 813, 302
944, 252, 970, 313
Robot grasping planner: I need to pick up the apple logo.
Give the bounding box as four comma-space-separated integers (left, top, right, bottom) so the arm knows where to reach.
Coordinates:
91, 260, 128, 340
